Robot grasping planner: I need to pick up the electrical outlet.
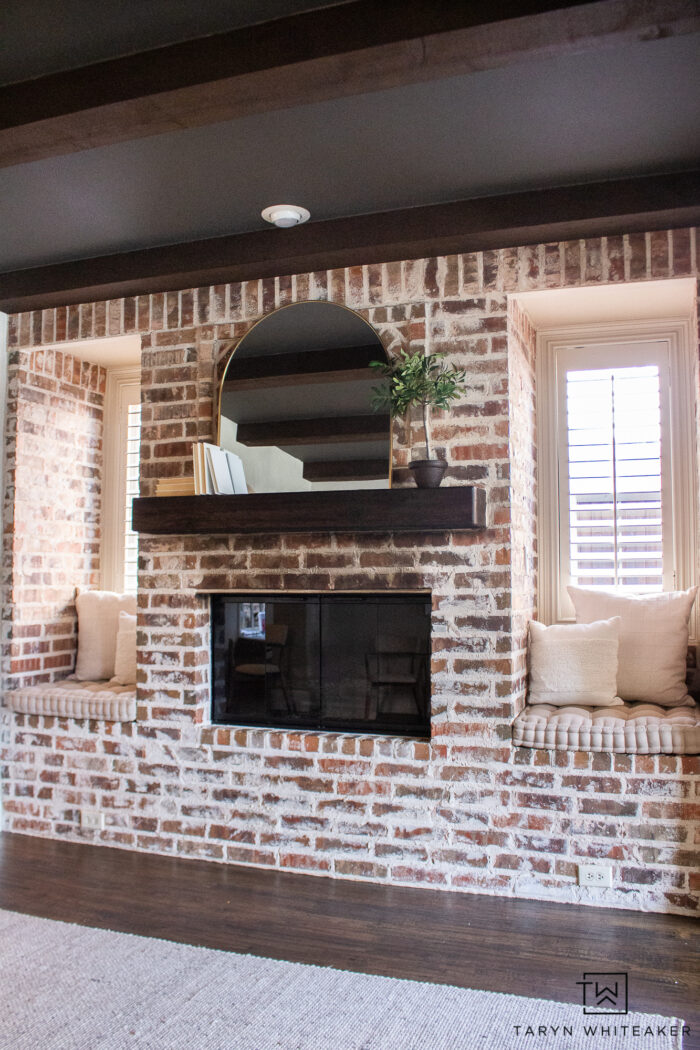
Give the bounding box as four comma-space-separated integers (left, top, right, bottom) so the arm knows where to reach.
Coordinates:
578, 864, 613, 888
81, 810, 104, 830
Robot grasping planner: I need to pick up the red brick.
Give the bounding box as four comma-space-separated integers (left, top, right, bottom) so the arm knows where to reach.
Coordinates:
561, 776, 622, 793
391, 865, 447, 885
516, 792, 572, 813
280, 853, 331, 872
579, 798, 638, 817
671, 228, 692, 275
335, 859, 388, 878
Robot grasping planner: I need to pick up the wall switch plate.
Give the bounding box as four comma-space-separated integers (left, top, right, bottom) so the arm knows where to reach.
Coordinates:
81, 810, 104, 830
578, 864, 613, 887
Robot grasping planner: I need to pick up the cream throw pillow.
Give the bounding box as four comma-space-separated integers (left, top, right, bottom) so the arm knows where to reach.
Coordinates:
112, 611, 137, 686
528, 617, 622, 707
74, 589, 137, 681
567, 586, 697, 707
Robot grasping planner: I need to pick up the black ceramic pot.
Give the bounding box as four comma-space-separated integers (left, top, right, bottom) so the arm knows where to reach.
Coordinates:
408, 459, 447, 488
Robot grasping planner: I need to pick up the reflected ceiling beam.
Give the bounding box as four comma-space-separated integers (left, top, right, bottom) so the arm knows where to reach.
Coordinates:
2, 171, 699, 313
1, 0, 697, 168
303, 459, 388, 482
223, 345, 380, 391
237, 415, 389, 447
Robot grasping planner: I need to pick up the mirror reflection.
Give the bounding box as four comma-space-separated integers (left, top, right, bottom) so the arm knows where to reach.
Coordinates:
217, 301, 391, 493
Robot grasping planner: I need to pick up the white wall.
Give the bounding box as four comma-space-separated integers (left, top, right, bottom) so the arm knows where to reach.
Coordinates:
220, 416, 311, 493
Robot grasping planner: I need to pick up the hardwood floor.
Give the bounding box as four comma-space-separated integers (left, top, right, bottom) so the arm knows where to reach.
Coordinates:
1, 832, 697, 1047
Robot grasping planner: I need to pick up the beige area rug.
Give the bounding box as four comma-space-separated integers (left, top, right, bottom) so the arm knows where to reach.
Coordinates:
0, 909, 685, 1050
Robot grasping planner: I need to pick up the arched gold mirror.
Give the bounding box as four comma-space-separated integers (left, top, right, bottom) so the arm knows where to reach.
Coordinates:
217, 302, 391, 493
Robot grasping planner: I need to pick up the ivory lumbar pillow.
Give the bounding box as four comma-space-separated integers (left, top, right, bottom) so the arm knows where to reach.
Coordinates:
528, 617, 622, 707
112, 611, 137, 686
567, 586, 697, 707
74, 589, 137, 681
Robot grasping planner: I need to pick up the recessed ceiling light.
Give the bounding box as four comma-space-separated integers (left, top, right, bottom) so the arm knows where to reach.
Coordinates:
261, 204, 310, 228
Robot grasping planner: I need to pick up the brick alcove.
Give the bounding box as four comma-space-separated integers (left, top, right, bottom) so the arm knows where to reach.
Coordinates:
1, 231, 698, 915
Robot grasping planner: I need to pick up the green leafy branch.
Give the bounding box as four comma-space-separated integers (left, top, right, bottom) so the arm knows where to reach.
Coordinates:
369, 350, 466, 460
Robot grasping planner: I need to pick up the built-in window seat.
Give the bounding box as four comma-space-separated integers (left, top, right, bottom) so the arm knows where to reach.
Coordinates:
512, 700, 700, 754
3, 677, 136, 722
517, 588, 699, 755
3, 590, 138, 722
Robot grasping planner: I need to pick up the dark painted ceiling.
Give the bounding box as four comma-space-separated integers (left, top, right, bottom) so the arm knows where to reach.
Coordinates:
0, 1, 341, 84
1, 1, 698, 283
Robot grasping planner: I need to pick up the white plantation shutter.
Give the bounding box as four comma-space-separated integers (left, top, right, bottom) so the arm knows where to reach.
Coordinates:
564, 364, 666, 592
101, 370, 141, 594
122, 402, 141, 593
557, 343, 674, 608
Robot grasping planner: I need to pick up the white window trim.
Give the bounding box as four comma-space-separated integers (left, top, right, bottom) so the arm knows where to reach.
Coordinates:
101, 367, 141, 593
537, 317, 698, 640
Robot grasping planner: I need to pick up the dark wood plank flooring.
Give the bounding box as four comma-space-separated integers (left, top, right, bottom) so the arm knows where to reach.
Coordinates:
1, 833, 697, 1046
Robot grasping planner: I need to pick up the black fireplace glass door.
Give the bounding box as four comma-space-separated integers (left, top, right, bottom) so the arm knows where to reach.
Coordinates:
320, 596, 431, 735
211, 593, 430, 736
212, 596, 320, 727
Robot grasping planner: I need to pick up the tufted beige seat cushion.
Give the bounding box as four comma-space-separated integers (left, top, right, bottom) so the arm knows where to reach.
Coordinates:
4, 677, 136, 722
513, 701, 699, 754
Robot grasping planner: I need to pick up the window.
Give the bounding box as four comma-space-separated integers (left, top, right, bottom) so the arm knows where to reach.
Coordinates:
538, 321, 697, 631
123, 401, 142, 593
102, 369, 141, 593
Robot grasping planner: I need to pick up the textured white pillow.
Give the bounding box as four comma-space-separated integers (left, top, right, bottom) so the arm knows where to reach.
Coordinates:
528, 617, 623, 707
112, 611, 137, 686
568, 586, 697, 707
74, 590, 137, 681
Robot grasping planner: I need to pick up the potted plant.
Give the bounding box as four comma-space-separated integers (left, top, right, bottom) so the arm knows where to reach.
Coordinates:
370, 349, 466, 488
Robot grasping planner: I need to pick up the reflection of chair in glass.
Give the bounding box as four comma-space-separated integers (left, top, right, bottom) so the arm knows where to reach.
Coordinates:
364, 634, 427, 719
228, 624, 294, 712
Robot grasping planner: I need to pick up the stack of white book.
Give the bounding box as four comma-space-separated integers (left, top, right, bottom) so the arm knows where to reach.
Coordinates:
192, 441, 248, 495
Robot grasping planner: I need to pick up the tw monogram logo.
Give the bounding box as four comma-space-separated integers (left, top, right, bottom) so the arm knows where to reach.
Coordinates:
577, 972, 629, 1015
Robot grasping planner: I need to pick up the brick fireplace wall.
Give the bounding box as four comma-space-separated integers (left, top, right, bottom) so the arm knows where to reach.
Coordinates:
1, 230, 698, 914
2, 347, 105, 692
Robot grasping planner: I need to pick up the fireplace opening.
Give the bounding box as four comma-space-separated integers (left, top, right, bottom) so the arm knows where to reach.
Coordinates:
211, 593, 431, 736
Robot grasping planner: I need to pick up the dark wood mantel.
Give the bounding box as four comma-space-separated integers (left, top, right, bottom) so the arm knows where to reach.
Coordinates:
132, 486, 486, 536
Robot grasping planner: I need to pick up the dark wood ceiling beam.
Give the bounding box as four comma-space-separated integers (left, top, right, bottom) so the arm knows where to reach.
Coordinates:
223, 345, 381, 391
1, 0, 697, 168
237, 416, 389, 447
1, 171, 698, 314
